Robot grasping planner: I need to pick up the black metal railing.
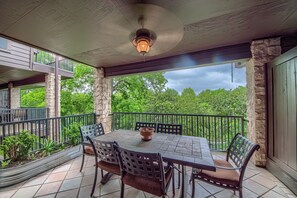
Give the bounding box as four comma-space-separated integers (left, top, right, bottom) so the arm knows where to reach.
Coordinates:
0, 108, 49, 123
111, 112, 247, 151
58, 59, 75, 72
33, 49, 74, 72
0, 113, 95, 159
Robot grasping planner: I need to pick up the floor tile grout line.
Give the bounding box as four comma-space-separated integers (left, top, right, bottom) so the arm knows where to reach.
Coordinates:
51, 161, 76, 198
270, 186, 290, 198
248, 173, 278, 190
7, 188, 18, 198
197, 181, 225, 196
253, 187, 273, 198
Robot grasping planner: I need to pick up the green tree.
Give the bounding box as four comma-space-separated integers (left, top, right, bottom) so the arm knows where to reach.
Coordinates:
60, 63, 94, 115
21, 64, 95, 115
178, 88, 198, 113
112, 72, 167, 112
144, 88, 179, 113
21, 65, 247, 118
21, 88, 46, 107
196, 87, 246, 116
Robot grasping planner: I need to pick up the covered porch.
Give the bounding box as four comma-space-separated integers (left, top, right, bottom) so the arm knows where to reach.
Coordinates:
0, 0, 297, 197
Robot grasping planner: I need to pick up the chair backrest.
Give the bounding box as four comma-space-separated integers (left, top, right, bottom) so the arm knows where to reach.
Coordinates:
156, 123, 182, 135
79, 123, 104, 143
135, 122, 157, 131
227, 134, 260, 186
227, 134, 259, 169
87, 136, 119, 165
115, 146, 166, 183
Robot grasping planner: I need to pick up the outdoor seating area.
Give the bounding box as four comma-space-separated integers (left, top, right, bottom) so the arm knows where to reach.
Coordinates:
80, 121, 262, 198
2, 121, 286, 198
1, 116, 296, 197
0, 1, 297, 197
0, 152, 295, 198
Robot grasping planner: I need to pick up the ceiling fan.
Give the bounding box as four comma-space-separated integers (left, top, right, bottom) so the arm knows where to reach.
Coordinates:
112, 4, 184, 57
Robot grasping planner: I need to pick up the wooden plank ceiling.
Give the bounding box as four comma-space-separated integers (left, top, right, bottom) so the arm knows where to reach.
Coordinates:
0, 0, 296, 75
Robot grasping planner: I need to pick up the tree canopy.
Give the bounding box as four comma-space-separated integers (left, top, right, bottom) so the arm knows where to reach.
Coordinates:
21, 64, 247, 117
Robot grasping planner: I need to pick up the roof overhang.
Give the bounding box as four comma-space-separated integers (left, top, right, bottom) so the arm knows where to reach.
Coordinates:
0, 0, 296, 76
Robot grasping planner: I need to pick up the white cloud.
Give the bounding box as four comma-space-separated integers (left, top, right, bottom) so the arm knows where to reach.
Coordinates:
164, 63, 246, 94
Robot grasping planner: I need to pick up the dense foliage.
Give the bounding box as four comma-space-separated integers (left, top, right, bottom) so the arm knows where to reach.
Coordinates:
112, 73, 246, 116
21, 64, 247, 117
0, 131, 37, 161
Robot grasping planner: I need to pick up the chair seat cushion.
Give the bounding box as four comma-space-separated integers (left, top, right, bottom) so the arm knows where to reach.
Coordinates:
193, 159, 240, 187
84, 145, 95, 155
97, 161, 121, 175
123, 167, 173, 197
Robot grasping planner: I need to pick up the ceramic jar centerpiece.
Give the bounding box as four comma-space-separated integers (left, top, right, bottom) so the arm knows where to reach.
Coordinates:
139, 127, 155, 141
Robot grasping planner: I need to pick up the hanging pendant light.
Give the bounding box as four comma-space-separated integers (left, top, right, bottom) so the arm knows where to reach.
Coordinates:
132, 28, 153, 56
131, 16, 156, 56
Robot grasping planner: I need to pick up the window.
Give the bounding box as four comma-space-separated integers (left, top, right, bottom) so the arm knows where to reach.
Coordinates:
0, 37, 8, 50
0, 90, 8, 108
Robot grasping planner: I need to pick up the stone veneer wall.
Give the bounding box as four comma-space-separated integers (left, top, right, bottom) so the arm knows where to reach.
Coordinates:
247, 37, 281, 167
94, 68, 112, 133
10, 87, 20, 109
45, 73, 61, 118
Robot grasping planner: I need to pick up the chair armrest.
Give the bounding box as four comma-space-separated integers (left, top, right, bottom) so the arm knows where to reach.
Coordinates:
215, 165, 241, 170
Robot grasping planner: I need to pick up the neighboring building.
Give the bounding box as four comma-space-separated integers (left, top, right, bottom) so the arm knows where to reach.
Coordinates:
0, 37, 74, 119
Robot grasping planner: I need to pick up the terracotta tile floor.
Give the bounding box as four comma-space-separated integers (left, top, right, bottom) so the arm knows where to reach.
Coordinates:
0, 152, 296, 198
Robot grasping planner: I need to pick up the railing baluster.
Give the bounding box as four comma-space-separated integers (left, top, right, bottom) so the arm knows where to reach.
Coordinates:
95, 113, 245, 151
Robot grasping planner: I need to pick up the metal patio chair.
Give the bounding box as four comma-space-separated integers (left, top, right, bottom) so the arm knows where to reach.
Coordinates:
191, 133, 260, 198
87, 137, 120, 197
134, 121, 157, 131
79, 123, 105, 172
156, 123, 182, 135
115, 145, 175, 198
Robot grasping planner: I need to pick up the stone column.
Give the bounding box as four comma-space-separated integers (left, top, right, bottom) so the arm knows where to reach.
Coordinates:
45, 73, 61, 118
94, 68, 112, 133
246, 37, 281, 167
9, 87, 20, 109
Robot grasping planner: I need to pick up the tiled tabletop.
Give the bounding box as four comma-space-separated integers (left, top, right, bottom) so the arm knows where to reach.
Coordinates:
95, 130, 215, 171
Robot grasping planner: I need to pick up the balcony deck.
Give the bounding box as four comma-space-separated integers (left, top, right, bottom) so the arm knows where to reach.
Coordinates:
0, 152, 295, 198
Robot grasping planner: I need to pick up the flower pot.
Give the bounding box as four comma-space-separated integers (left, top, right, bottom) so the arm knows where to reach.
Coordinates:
139, 127, 155, 141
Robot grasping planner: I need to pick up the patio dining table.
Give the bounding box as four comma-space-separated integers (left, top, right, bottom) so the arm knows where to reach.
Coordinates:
95, 129, 216, 198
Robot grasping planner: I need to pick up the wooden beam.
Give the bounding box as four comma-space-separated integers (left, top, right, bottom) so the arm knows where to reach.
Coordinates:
281, 34, 297, 54
13, 74, 45, 87
104, 43, 252, 77
0, 83, 8, 90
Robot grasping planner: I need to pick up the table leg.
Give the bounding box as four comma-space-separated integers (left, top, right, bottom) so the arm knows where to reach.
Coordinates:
179, 165, 188, 198
101, 172, 113, 185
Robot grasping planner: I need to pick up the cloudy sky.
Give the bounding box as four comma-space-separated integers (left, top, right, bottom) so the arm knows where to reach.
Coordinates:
163, 63, 246, 94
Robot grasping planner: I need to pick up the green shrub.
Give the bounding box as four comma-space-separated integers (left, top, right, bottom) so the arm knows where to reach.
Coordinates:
62, 122, 81, 146
0, 159, 11, 169
0, 131, 37, 161
40, 139, 65, 156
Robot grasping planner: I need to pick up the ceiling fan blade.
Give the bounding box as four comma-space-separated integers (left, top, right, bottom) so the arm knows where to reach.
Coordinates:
113, 4, 184, 57
115, 42, 139, 56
